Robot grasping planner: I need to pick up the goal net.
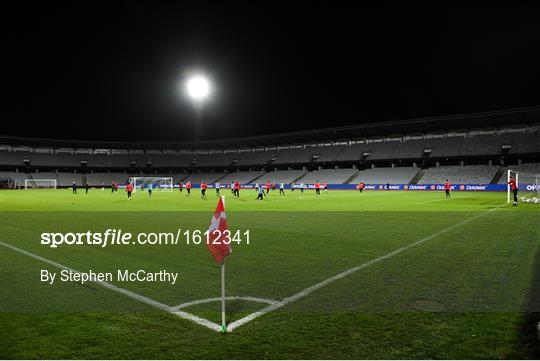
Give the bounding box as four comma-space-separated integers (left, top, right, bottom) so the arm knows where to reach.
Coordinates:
507, 169, 540, 204
25, 179, 57, 190
128, 177, 173, 192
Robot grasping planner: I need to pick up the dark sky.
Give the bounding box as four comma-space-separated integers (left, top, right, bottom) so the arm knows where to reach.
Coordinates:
2, 2, 540, 142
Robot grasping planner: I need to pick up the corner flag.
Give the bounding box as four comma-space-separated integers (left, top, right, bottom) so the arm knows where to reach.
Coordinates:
207, 196, 231, 332
207, 196, 231, 263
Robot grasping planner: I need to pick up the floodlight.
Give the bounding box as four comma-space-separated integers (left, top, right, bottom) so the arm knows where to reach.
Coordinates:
186, 76, 210, 100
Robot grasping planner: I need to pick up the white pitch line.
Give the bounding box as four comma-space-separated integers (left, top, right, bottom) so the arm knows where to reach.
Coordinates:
0, 241, 222, 332
173, 296, 277, 311
227, 204, 504, 332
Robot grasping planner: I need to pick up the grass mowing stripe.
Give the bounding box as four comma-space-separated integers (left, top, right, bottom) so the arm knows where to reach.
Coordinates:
0, 240, 222, 332
227, 203, 505, 332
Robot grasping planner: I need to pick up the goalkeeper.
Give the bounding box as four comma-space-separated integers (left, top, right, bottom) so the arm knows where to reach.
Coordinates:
508, 176, 518, 206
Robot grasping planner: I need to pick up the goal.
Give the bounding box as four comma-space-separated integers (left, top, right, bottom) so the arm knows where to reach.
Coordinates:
128, 177, 173, 192
24, 179, 57, 190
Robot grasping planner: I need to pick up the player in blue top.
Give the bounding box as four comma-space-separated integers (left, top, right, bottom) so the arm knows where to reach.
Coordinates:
147, 183, 153, 198
256, 185, 264, 200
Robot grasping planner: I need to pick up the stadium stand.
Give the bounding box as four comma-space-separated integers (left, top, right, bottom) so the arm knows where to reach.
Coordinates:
418, 165, 499, 184
85, 172, 129, 186
364, 141, 399, 160
313, 144, 347, 163
270, 148, 301, 165
391, 139, 426, 159
333, 143, 364, 162
351, 167, 419, 184
57, 172, 83, 186
298, 168, 357, 184
1, 107, 538, 188
254, 170, 306, 184
218, 171, 265, 184
184, 172, 228, 184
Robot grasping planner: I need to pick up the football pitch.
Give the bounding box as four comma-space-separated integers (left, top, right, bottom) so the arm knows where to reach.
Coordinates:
1, 189, 539, 359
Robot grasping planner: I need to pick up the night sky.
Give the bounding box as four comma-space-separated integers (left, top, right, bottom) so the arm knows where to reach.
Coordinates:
2, 2, 540, 142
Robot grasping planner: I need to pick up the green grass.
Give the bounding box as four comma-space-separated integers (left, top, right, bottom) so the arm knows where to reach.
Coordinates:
0, 188, 539, 359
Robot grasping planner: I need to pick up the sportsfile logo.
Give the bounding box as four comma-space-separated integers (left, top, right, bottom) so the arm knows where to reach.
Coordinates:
40, 229, 251, 248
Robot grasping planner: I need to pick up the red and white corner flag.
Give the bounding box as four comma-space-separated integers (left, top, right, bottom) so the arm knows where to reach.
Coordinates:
206, 196, 231, 263
206, 196, 231, 332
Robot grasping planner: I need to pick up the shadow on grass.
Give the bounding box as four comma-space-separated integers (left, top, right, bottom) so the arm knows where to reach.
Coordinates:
518, 246, 540, 358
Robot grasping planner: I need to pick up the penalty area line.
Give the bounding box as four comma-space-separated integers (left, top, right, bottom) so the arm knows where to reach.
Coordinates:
227, 203, 505, 332
0, 241, 222, 332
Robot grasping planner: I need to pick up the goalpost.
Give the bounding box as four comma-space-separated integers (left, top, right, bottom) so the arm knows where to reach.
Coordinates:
24, 179, 57, 190
507, 169, 518, 204
128, 177, 173, 192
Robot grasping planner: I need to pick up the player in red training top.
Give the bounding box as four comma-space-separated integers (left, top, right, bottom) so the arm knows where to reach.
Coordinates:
357, 182, 365, 193
126, 182, 133, 199
265, 181, 271, 195
186, 181, 191, 195
323, 182, 328, 192
444, 179, 451, 198
314, 180, 321, 196
233, 181, 240, 197
200, 181, 207, 198
508, 176, 518, 206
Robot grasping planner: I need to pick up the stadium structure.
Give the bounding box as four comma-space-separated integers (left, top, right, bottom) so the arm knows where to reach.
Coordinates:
1, 106, 539, 192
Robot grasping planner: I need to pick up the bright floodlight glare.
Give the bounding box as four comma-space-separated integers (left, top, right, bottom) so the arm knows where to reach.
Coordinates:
186, 76, 210, 100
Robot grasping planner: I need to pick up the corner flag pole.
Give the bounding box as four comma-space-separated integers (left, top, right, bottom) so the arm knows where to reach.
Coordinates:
220, 195, 227, 333
221, 258, 226, 332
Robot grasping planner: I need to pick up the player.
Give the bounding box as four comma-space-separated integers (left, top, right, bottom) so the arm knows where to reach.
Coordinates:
111, 181, 115, 193
323, 182, 328, 192
230, 182, 235, 194
291, 182, 295, 192
444, 179, 451, 198
315, 180, 321, 196
265, 180, 271, 195
256, 185, 264, 200
101, 182, 105, 191
271, 182, 276, 191
300, 182, 305, 194
508, 176, 518, 206
201, 181, 207, 198
215, 182, 220, 195
147, 182, 153, 198
126, 182, 133, 199
72, 181, 77, 194
178, 181, 183, 193
85, 182, 90, 195
279, 181, 285, 195
186, 181, 191, 195
233, 181, 240, 197
357, 182, 365, 193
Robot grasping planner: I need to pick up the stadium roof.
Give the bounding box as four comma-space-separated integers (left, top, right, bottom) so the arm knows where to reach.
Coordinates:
1, 106, 539, 150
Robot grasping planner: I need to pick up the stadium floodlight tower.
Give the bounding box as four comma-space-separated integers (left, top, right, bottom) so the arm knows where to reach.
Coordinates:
186, 75, 210, 141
